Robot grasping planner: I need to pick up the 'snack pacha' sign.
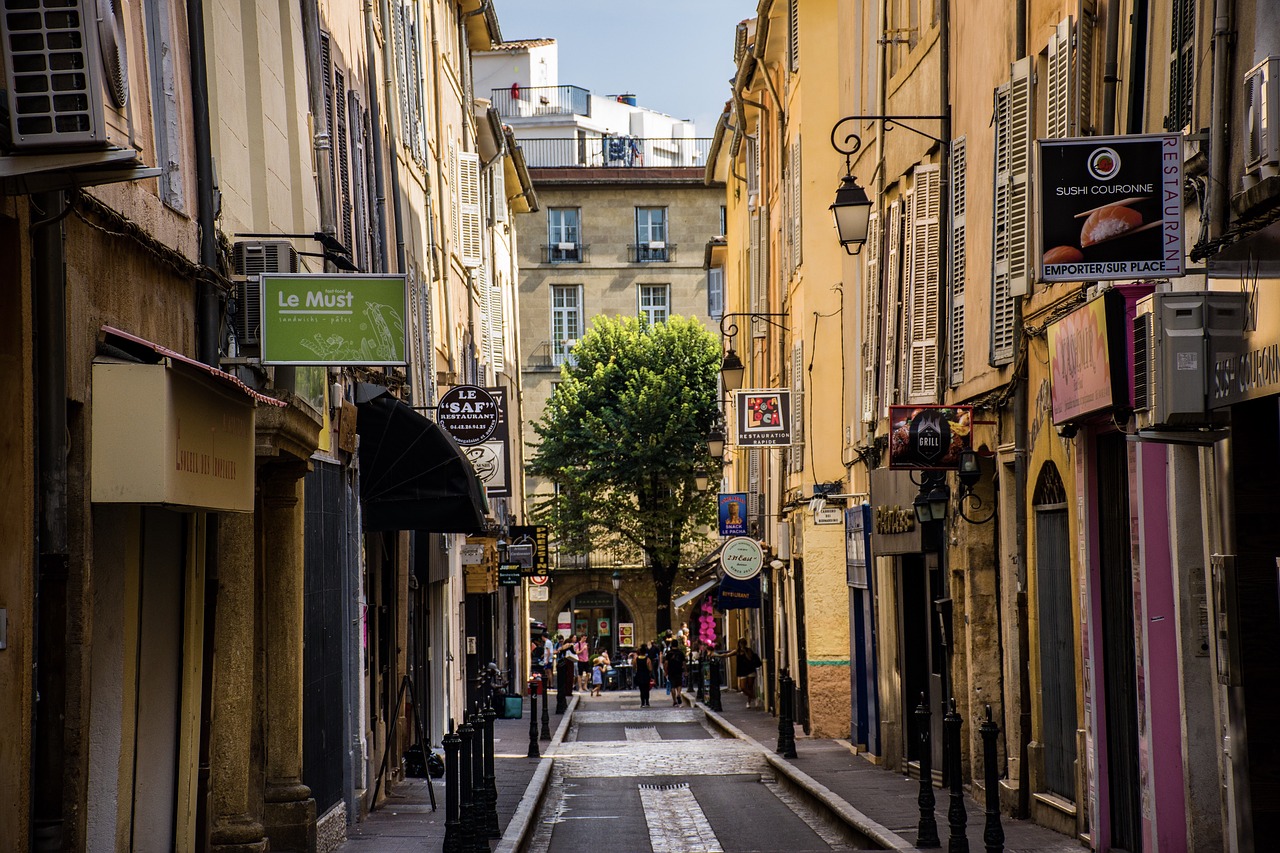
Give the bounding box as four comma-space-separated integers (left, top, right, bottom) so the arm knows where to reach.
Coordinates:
260, 274, 407, 365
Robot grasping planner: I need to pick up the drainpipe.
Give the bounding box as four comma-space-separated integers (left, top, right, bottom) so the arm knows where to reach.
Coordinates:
1208, 0, 1234, 241
31, 189, 69, 851
185, 0, 223, 845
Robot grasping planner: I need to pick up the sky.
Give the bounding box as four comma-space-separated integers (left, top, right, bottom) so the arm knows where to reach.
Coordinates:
492, 0, 758, 136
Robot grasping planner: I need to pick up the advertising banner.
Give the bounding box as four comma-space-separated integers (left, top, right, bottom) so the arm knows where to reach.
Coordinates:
734, 389, 792, 447
260, 274, 407, 365
1036, 134, 1183, 282
718, 492, 749, 536
887, 406, 973, 470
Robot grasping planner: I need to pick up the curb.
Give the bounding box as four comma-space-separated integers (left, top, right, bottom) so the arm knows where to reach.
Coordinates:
494, 694, 579, 853
696, 700, 914, 851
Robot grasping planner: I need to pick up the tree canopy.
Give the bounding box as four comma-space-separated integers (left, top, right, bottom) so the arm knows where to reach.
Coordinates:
528, 314, 721, 631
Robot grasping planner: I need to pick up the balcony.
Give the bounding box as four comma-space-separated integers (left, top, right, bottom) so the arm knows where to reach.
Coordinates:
491, 85, 591, 118
516, 137, 712, 169
542, 243, 589, 264
628, 243, 677, 263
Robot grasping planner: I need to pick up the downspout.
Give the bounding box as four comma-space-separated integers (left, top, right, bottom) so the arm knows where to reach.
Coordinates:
1012, 0, 1032, 821
375, 0, 407, 273
1208, 0, 1234, 240
185, 0, 222, 844
429, 2, 455, 373
364, 1, 390, 273
31, 190, 69, 851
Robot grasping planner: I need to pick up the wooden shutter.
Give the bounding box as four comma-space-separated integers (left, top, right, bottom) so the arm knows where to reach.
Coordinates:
791, 139, 802, 271
861, 211, 881, 424
1165, 0, 1195, 131
908, 164, 941, 403
458, 152, 482, 267
882, 198, 902, 414
789, 343, 804, 473
949, 138, 967, 386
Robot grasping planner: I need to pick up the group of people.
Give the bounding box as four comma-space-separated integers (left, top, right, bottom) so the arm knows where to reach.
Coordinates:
531, 626, 763, 709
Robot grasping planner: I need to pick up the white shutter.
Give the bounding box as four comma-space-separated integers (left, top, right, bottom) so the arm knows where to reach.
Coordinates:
949, 138, 967, 386
459, 151, 482, 267
882, 198, 902, 414
1047, 18, 1072, 140
908, 164, 941, 403
789, 343, 804, 473
861, 211, 881, 424
791, 139, 802, 271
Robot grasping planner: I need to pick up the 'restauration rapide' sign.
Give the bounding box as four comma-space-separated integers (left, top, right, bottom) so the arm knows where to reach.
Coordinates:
1036, 134, 1183, 283
260, 274, 407, 365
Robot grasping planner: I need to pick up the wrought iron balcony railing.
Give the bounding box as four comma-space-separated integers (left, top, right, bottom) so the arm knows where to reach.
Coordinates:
491, 85, 591, 118
516, 137, 712, 169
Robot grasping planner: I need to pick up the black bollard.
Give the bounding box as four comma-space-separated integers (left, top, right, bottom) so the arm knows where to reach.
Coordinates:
482, 704, 500, 838
444, 722, 463, 853
540, 671, 552, 740
469, 709, 488, 853
945, 699, 969, 853
708, 656, 723, 712
457, 717, 476, 852
527, 681, 540, 758
914, 693, 941, 848
980, 705, 1005, 853
776, 672, 798, 758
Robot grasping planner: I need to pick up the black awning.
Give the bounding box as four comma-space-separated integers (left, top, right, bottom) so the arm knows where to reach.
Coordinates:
355, 386, 489, 534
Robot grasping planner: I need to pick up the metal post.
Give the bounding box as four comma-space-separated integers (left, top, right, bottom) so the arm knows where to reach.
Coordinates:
457, 717, 476, 852
470, 709, 488, 853
482, 705, 500, 838
980, 705, 1005, 853
915, 693, 941, 848
777, 671, 798, 758
946, 699, 969, 853
709, 655, 723, 712
443, 722, 462, 853
527, 681, 540, 758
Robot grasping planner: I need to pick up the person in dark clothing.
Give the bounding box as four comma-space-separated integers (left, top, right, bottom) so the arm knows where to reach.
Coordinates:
663, 642, 686, 706
633, 642, 654, 707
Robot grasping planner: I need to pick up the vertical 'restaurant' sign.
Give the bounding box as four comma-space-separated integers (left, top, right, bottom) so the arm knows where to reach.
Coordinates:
1036, 134, 1183, 283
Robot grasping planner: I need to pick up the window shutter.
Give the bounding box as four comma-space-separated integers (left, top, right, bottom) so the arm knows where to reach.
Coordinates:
788, 0, 800, 72
861, 211, 881, 424
459, 152, 482, 267
789, 343, 804, 473
791, 139, 802, 270
908, 164, 941, 403
882, 198, 902, 414
949, 138, 967, 386
1047, 19, 1072, 140
1165, 0, 1195, 131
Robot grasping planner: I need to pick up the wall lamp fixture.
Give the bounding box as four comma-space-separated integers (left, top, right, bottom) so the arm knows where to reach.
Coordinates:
828, 114, 947, 254
719, 312, 789, 391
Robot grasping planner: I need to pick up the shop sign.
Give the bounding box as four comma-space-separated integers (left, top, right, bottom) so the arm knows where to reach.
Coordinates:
1047, 290, 1127, 424
734, 389, 792, 447
721, 536, 764, 580
1212, 289, 1280, 408
509, 524, 549, 576
260, 274, 407, 365
869, 468, 923, 556
888, 406, 973, 470
437, 385, 499, 446
1036, 134, 1183, 283
719, 492, 749, 536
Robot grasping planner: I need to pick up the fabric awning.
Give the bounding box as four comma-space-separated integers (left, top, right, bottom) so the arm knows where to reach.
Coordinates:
673, 578, 720, 611
356, 385, 489, 534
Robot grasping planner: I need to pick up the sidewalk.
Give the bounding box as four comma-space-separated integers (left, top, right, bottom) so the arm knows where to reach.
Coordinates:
698, 688, 1083, 853
335, 692, 577, 852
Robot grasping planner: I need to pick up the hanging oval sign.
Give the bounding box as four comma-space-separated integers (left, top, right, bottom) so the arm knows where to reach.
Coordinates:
436, 385, 499, 446
720, 536, 764, 580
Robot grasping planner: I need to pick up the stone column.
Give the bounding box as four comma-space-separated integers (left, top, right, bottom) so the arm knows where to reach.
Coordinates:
210, 510, 267, 853
260, 460, 316, 852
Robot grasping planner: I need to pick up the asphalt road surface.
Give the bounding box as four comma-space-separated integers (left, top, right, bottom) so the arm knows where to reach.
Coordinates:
527, 693, 874, 852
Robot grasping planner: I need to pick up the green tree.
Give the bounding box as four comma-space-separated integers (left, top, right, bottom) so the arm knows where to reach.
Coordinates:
528, 315, 721, 633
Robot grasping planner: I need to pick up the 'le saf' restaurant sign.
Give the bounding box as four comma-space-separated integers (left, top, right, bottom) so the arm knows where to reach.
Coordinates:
260, 274, 408, 365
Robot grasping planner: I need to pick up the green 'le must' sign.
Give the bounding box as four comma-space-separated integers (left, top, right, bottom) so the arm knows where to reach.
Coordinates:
260, 274, 408, 366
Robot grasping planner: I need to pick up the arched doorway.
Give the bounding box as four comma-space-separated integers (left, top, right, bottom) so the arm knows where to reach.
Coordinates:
1033, 461, 1077, 801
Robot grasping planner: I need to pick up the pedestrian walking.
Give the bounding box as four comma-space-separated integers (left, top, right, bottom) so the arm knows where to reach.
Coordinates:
664, 640, 686, 706
717, 638, 762, 708
633, 643, 654, 707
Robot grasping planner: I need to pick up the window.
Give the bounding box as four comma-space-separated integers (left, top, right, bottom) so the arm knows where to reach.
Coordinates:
551, 285, 583, 366
635, 207, 668, 261
548, 208, 581, 262
639, 284, 670, 325
708, 267, 724, 320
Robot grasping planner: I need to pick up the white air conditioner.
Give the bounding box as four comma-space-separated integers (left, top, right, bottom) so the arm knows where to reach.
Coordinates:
232, 241, 298, 346
1245, 56, 1280, 184
0, 0, 135, 151
1132, 291, 1248, 430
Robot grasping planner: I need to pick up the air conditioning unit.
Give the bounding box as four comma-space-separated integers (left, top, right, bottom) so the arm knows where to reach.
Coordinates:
0, 0, 135, 151
1245, 56, 1280, 184
1132, 291, 1248, 430
232, 240, 298, 346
